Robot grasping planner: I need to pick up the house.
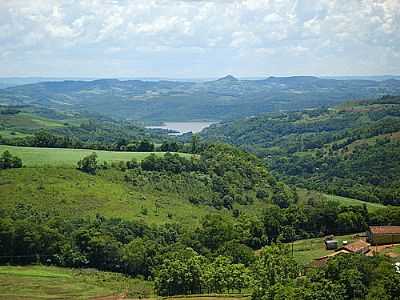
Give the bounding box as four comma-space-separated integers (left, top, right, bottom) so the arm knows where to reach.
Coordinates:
367, 226, 400, 245
341, 239, 370, 254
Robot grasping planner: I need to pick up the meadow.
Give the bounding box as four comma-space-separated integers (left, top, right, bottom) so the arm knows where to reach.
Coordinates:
0, 167, 224, 226
322, 193, 386, 212
297, 189, 385, 212
0, 145, 191, 167
0, 265, 153, 300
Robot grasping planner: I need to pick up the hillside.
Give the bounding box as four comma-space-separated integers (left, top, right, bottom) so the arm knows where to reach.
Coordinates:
2, 143, 400, 300
0, 145, 190, 167
0, 265, 153, 299
201, 95, 400, 205
0, 105, 169, 147
0, 144, 290, 225
1, 77, 400, 121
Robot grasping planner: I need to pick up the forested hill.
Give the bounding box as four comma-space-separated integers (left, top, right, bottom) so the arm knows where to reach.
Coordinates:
201, 95, 400, 205
1, 76, 400, 121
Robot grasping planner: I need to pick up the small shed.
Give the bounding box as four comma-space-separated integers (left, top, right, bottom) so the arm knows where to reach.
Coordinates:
325, 239, 338, 250
367, 226, 400, 245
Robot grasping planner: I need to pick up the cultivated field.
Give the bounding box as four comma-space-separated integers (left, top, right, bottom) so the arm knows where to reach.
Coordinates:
0, 145, 191, 167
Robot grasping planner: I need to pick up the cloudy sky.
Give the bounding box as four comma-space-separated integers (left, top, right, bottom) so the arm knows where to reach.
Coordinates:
1, 0, 399, 78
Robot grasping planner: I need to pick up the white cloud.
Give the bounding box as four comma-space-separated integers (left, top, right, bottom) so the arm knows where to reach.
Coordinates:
0, 0, 399, 76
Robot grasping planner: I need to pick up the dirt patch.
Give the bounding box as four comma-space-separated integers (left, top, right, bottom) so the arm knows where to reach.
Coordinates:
91, 293, 127, 300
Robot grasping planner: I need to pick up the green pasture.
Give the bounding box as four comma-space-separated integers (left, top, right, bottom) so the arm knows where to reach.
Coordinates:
0, 265, 153, 300
0, 145, 191, 167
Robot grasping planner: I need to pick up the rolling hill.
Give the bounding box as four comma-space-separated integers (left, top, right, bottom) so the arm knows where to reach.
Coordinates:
1, 76, 400, 121
201, 95, 400, 205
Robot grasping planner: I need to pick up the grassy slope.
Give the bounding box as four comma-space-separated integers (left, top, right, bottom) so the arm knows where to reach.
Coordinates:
0, 145, 191, 167
0, 265, 153, 300
0, 265, 248, 300
0, 167, 224, 226
322, 194, 385, 212
297, 189, 385, 212
0, 145, 271, 226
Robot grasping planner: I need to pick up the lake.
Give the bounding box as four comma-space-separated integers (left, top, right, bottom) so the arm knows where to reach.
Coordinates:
146, 121, 215, 135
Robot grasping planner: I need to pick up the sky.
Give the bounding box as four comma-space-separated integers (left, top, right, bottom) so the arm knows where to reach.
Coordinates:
1, 0, 400, 78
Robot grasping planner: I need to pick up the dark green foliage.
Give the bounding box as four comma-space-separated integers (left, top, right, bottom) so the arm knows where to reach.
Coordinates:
0, 150, 22, 169
77, 152, 98, 174
202, 96, 400, 206
125, 144, 296, 209
252, 244, 300, 300
1, 199, 400, 298
154, 249, 206, 296
216, 241, 255, 266
159, 141, 182, 152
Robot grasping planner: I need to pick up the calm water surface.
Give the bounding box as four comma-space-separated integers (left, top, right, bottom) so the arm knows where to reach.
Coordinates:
146, 122, 215, 135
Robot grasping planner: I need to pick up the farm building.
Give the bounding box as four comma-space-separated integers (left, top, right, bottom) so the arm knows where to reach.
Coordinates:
341, 239, 370, 254
325, 239, 338, 250
367, 226, 400, 245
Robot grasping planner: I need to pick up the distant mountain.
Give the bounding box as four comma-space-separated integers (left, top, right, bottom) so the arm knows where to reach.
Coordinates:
0, 77, 97, 89
0, 76, 400, 121
215, 75, 239, 82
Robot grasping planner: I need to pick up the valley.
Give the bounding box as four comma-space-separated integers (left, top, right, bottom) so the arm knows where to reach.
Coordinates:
1, 76, 400, 122
3, 0, 400, 298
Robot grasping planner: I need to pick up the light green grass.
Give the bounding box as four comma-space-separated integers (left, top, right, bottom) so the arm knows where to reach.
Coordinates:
322, 193, 385, 212
297, 189, 385, 212
0, 265, 154, 300
0, 167, 219, 226
291, 233, 360, 265
0, 145, 191, 167
0, 130, 31, 139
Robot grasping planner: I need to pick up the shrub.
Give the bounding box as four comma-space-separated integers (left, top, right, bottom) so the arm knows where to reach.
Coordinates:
0, 150, 22, 169
77, 152, 98, 174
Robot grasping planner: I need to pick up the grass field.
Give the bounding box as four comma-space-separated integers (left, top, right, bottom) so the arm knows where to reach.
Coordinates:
0, 266, 249, 300
0, 145, 191, 167
0, 130, 32, 139
0, 167, 224, 226
322, 194, 385, 212
291, 233, 361, 265
297, 189, 385, 212
0, 265, 153, 300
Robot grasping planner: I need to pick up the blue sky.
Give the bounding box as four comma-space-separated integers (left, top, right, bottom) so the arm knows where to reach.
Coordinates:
1, 0, 399, 78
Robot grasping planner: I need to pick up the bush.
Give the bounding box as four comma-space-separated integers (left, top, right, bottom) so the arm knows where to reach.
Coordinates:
77, 153, 98, 174
0, 151, 22, 169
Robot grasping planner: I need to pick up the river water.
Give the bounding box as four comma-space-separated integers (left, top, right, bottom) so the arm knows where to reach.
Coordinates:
146, 121, 215, 135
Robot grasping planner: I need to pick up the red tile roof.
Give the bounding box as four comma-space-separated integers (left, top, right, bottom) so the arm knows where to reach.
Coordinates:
342, 240, 370, 253
369, 226, 400, 235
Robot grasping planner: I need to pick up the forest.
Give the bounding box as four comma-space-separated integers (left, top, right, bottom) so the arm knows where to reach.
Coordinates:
201, 96, 400, 206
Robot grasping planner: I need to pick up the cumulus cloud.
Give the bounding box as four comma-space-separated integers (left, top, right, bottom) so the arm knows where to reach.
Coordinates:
0, 0, 399, 77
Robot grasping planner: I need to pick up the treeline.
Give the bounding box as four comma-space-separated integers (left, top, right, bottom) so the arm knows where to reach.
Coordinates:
0, 129, 194, 153
1, 201, 399, 298
78, 144, 296, 209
